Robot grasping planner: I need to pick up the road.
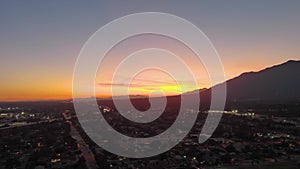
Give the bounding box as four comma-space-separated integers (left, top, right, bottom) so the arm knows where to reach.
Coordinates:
0, 119, 60, 130
70, 124, 99, 169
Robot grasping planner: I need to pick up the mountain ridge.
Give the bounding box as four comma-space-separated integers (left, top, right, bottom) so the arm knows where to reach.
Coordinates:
198, 59, 300, 103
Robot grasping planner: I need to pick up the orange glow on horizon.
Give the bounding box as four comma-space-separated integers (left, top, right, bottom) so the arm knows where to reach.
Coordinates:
0, 63, 273, 102
0, 34, 292, 102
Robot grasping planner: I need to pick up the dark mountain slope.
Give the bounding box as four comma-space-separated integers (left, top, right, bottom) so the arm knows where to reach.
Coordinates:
203, 60, 300, 103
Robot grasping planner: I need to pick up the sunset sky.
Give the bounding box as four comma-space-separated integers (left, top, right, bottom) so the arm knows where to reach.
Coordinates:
1, 0, 300, 101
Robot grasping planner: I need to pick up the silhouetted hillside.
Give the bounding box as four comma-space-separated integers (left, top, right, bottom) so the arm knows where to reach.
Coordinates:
201, 60, 300, 104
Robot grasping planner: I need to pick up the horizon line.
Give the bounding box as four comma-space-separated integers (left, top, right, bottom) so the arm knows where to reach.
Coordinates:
1, 59, 298, 103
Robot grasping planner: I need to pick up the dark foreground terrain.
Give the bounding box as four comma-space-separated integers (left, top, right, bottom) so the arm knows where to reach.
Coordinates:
0, 100, 299, 169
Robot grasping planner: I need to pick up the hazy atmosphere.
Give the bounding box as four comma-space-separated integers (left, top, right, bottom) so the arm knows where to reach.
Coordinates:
1, 0, 300, 101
